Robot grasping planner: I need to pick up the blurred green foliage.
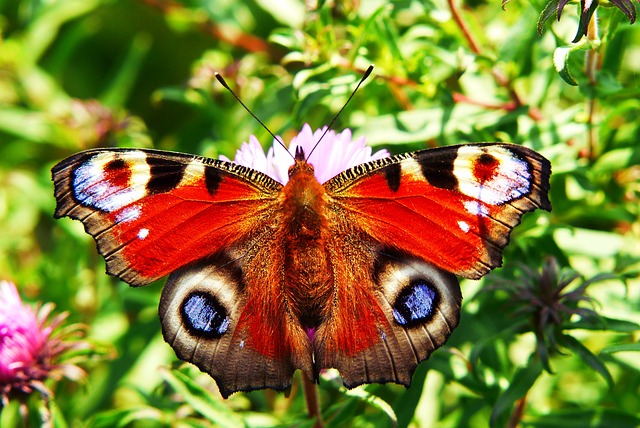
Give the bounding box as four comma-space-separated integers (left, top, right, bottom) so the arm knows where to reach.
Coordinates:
1, 0, 639, 426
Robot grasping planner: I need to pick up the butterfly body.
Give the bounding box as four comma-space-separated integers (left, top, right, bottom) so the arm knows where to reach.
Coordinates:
52, 140, 551, 397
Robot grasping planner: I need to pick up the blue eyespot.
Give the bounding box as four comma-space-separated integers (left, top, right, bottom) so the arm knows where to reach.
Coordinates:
181, 292, 230, 337
392, 280, 438, 327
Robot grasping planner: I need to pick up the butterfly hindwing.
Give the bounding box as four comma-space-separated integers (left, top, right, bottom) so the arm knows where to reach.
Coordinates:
315, 237, 461, 388
159, 246, 312, 398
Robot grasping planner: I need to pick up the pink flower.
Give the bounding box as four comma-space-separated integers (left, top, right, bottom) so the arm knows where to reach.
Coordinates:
0, 281, 87, 410
220, 124, 390, 185
0, 282, 51, 385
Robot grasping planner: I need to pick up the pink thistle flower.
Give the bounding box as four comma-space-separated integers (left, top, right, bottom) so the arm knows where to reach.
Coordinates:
0, 281, 88, 418
220, 124, 390, 185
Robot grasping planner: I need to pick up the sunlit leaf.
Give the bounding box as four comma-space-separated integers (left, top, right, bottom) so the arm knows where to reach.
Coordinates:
490, 360, 543, 427
160, 369, 247, 428
557, 334, 614, 387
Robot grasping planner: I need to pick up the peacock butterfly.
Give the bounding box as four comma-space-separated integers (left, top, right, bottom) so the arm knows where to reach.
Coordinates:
52, 65, 551, 397
52, 122, 551, 397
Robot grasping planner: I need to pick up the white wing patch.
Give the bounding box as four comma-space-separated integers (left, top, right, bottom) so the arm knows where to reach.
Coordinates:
73, 151, 150, 212
116, 205, 142, 224
137, 228, 150, 240
463, 200, 489, 217
457, 220, 470, 233
454, 146, 531, 206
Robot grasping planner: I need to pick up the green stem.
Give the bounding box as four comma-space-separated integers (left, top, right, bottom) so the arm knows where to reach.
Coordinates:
302, 371, 324, 428
585, 10, 599, 161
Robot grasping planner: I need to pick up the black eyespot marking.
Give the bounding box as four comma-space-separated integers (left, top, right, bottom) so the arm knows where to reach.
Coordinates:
146, 157, 186, 194
205, 167, 222, 196
382, 163, 401, 192
478, 153, 497, 165
392, 280, 439, 327
105, 158, 127, 171
181, 292, 230, 337
418, 149, 458, 190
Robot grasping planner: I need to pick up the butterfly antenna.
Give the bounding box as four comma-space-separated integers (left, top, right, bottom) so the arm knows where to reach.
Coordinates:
306, 65, 374, 161
214, 73, 292, 158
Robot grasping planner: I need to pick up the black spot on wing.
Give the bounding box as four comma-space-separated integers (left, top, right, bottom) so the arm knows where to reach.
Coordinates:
181, 291, 230, 338
417, 148, 459, 191
392, 279, 440, 327
382, 163, 401, 192
146, 157, 186, 194
204, 166, 223, 196
478, 153, 497, 165
105, 158, 127, 172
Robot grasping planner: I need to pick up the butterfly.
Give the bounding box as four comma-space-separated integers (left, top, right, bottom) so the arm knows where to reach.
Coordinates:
52, 130, 551, 398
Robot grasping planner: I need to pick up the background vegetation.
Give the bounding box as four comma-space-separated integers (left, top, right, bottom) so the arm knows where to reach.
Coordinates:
1, 0, 639, 426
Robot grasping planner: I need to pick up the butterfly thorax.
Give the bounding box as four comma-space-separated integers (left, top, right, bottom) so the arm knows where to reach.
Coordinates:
281, 157, 333, 333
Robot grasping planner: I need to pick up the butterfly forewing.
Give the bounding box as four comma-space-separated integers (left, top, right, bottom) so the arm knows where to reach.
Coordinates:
325, 143, 551, 280
52, 148, 283, 286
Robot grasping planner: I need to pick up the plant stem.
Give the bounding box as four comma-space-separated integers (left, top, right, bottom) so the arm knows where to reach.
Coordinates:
139, 0, 272, 54
447, 0, 482, 55
585, 11, 600, 161
302, 371, 324, 428
446, 0, 540, 119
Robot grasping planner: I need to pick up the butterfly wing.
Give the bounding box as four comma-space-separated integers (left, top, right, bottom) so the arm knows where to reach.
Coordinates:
324, 143, 551, 280
316, 143, 551, 386
52, 148, 282, 286
159, 242, 313, 398
53, 149, 313, 396
315, 240, 462, 388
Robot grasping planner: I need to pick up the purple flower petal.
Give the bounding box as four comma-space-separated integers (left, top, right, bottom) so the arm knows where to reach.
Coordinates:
0, 281, 91, 412
0, 281, 49, 384
223, 124, 390, 185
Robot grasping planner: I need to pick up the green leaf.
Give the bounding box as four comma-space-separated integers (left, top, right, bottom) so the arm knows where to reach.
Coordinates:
490, 360, 543, 427
566, 316, 639, 333
100, 33, 152, 108
600, 342, 640, 354
526, 408, 640, 427
92, 407, 165, 428
0, 107, 55, 143
537, 0, 560, 35
22, 0, 103, 62
553, 227, 624, 258
558, 334, 614, 387
553, 46, 578, 86
353, 105, 520, 146
49, 396, 69, 428
253, 0, 304, 27
342, 387, 398, 426
160, 368, 247, 428
592, 146, 640, 175
393, 364, 429, 428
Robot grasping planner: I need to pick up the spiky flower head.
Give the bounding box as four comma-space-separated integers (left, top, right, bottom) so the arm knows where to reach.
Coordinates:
0, 281, 88, 417
220, 124, 390, 184
488, 258, 608, 370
